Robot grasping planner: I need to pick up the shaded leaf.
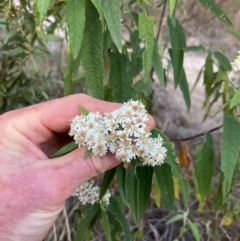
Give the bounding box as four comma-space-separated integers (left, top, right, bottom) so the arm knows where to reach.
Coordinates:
126, 164, 153, 226
221, 115, 240, 203
52, 141, 78, 158
213, 51, 232, 71
102, 0, 122, 52
151, 129, 190, 206
195, 133, 214, 201
100, 211, 112, 241
66, 0, 86, 59
179, 69, 191, 111
109, 197, 132, 241
116, 164, 127, 204
74, 204, 98, 241
168, 0, 178, 17
197, 0, 232, 27
108, 51, 132, 102
99, 168, 116, 200
154, 163, 175, 211
81, 0, 104, 99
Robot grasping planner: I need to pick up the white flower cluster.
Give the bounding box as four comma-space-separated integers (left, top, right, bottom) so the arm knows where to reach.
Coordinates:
72, 179, 111, 206
69, 100, 167, 166
231, 51, 240, 72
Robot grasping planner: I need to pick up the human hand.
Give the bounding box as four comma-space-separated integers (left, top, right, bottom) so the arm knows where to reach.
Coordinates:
0, 94, 155, 241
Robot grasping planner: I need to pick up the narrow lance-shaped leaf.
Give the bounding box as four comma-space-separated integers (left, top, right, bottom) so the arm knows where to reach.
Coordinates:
116, 164, 127, 204
197, 0, 232, 27
195, 133, 214, 201
52, 141, 78, 158
168, 0, 178, 17
221, 115, 240, 203
100, 211, 112, 241
179, 69, 191, 111
151, 129, 190, 206
139, 11, 154, 82
230, 89, 240, 109
152, 40, 164, 86
213, 51, 232, 72
102, 0, 122, 52
126, 164, 153, 226
66, 0, 86, 59
108, 50, 132, 102
154, 163, 175, 211
167, 17, 186, 87
109, 197, 132, 241
91, 0, 104, 26
37, 0, 51, 22
74, 204, 98, 241
81, 0, 104, 99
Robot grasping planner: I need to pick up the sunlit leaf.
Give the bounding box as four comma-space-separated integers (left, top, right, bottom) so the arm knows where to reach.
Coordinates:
37, 0, 51, 22
152, 40, 164, 86
139, 11, 154, 82
230, 89, 240, 109
187, 219, 200, 241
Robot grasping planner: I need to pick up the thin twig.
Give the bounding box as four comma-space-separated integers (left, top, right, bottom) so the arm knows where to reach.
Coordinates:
170, 125, 222, 142
156, 0, 167, 43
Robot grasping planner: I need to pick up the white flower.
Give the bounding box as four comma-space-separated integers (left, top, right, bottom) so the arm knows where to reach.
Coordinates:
69, 99, 167, 167
231, 51, 240, 72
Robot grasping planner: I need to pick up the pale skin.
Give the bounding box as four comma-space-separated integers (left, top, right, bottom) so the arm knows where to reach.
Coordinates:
0, 94, 155, 241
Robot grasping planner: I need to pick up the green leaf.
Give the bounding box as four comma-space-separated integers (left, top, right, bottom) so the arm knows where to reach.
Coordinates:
152, 40, 164, 86
78, 105, 89, 115
168, 0, 178, 17
184, 45, 205, 52
204, 54, 214, 95
197, 0, 232, 27
52, 141, 78, 158
230, 89, 240, 109
100, 211, 112, 241
109, 197, 132, 241
139, 11, 154, 82
81, 0, 104, 99
102, 0, 122, 52
126, 164, 153, 226
108, 51, 132, 102
187, 219, 200, 241
151, 129, 190, 206
166, 214, 184, 224
167, 17, 186, 87
195, 133, 214, 201
179, 69, 191, 111
116, 164, 127, 204
221, 115, 240, 203
133, 79, 152, 96
213, 51, 232, 71
74, 204, 98, 241
154, 163, 175, 211
37, 0, 51, 22
99, 168, 116, 200
91, 0, 104, 26
66, 0, 86, 59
